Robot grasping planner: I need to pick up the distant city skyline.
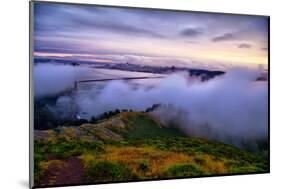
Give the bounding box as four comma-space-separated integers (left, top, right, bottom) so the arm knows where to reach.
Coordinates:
34, 2, 269, 70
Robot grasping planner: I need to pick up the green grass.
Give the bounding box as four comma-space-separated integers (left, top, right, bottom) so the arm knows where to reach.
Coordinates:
121, 113, 185, 139
85, 161, 138, 182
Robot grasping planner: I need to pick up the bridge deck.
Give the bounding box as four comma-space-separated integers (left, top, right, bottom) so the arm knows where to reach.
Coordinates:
74, 76, 164, 90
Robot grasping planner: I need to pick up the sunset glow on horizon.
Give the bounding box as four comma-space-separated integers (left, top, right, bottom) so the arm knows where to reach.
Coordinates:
34, 2, 269, 70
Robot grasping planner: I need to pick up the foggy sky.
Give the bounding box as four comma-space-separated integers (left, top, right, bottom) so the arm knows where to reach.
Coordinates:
34, 2, 269, 69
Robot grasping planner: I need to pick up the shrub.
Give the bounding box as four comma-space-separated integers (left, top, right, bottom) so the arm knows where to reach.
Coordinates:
89, 116, 97, 123
229, 166, 265, 174
138, 160, 150, 172
161, 163, 205, 178
194, 156, 207, 165
34, 140, 105, 160
85, 161, 138, 182
34, 153, 46, 184
224, 160, 248, 168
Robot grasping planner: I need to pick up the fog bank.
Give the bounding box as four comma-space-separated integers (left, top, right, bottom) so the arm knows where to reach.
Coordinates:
36, 64, 268, 148
73, 69, 268, 147
34, 64, 91, 97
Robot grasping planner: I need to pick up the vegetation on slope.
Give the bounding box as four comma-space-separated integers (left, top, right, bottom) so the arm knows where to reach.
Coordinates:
34, 112, 268, 187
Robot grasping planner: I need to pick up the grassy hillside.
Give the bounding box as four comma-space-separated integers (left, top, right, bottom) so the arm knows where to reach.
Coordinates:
34, 112, 268, 187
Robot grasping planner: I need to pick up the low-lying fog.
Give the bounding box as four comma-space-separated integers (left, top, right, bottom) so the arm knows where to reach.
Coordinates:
34, 63, 268, 149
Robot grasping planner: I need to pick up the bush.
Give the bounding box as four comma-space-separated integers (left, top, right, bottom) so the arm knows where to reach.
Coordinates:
161, 163, 205, 178
193, 156, 207, 165
85, 161, 138, 182
34, 140, 105, 160
138, 160, 150, 172
34, 153, 46, 184
229, 166, 265, 174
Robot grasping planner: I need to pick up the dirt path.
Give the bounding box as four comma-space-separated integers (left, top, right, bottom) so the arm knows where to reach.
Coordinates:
42, 157, 85, 186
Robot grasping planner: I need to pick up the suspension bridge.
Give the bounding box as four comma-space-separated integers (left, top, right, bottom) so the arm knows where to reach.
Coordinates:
74, 76, 164, 90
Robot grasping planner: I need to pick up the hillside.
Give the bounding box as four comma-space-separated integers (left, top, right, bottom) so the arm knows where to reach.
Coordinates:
34, 112, 268, 187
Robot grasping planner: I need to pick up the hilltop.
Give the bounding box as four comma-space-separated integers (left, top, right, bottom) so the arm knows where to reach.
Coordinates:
34, 112, 268, 187
35, 112, 184, 142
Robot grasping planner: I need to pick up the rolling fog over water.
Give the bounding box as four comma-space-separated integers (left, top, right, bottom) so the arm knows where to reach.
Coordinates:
34, 63, 268, 149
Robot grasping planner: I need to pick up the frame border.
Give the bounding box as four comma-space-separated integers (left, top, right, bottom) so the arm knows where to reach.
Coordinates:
29, 1, 35, 188
29, 1, 270, 188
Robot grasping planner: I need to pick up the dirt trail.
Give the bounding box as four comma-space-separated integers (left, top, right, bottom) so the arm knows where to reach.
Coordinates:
42, 157, 85, 186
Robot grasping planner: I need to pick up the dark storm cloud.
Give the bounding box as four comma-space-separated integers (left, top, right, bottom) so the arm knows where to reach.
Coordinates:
238, 43, 252, 49
212, 33, 236, 42
180, 27, 203, 37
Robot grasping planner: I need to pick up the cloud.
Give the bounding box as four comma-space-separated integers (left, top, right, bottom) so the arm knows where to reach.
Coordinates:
34, 2, 165, 39
34, 39, 133, 56
212, 33, 236, 42
34, 2, 269, 68
34, 64, 92, 97
69, 16, 165, 38
53, 69, 267, 149
261, 47, 268, 51
180, 27, 203, 37
238, 43, 252, 49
